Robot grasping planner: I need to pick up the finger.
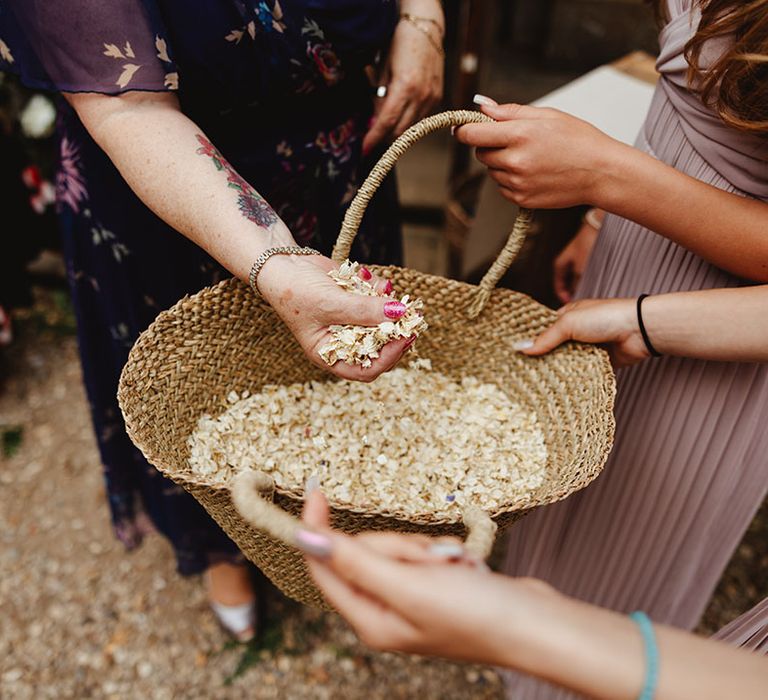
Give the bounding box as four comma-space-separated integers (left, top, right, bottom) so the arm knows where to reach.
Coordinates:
393, 101, 420, 140
454, 121, 522, 149
302, 489, 331, 530
324, 533, 425, 611
475, 147, 515, 171
307, 555, 420, 649
497, 185, 523, 205
571, 270, 582, 297
355, 532, 467, 563
553, 258, 573, 305
356, 266, 394, 297
362, 88, 407, 155
519, 318, 572, 356
324, 290, 410, 327
477, 101, 550, 122
374, 276, 394, 297
330, 335, 412, 383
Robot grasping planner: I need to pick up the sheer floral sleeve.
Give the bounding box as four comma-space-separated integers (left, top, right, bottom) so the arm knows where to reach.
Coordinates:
0, 1, 177, 93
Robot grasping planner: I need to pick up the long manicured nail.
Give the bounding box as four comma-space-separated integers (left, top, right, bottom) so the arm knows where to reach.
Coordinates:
383, 279, 393, 296
450, 125, 456, 136
513, 339, 534, 351
305, 474, 320, 495
404, 334, 417, 349
428, 542, 466, 560
295, 528, 333, 559
384, 301, 407, 319
473, 94, 497, 107
359, 267, 373, 281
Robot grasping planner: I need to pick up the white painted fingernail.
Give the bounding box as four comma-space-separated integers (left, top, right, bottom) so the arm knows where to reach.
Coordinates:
450, 125, 456, 136
428, 542, 467, 559
473, 94, 497, 107
513, 339, 535, 351
305, 474, 320, 495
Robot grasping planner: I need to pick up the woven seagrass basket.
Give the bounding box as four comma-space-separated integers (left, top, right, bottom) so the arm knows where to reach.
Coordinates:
118, 111, 616, 609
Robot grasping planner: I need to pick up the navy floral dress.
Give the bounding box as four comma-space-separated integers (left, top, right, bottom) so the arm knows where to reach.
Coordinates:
0, 1, 401, 575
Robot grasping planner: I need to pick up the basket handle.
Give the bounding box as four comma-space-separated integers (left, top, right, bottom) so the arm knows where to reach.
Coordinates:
230, 470, 497, 560
331, 109, 534, 320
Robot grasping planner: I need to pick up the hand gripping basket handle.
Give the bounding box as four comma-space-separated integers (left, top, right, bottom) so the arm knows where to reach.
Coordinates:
230, 470, 498, 560
331, 110, 533, 319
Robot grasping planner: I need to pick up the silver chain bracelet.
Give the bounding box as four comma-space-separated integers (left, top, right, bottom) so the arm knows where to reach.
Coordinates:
248, 246, 321, 297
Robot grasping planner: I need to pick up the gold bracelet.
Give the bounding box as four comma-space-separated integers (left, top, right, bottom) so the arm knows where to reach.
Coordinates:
248, 246, 321, 297
400, 12, 445, 36
399, 14, 445, 57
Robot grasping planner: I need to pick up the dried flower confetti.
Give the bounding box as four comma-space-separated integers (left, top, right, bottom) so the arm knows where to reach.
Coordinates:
188, 360, 548, 519
318, 261, 428, 368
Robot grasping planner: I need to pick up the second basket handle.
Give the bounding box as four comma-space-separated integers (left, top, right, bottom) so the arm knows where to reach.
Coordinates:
331, 109, 533, 320
230, 470, 497, 560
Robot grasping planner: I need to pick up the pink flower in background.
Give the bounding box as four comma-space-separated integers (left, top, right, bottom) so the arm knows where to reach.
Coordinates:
307, 42, 342, 85
314, 118, 357, 163
56, 137, 88, 213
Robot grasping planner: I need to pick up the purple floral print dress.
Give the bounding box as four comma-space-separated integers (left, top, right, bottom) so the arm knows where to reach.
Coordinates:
0, 0, 401, 575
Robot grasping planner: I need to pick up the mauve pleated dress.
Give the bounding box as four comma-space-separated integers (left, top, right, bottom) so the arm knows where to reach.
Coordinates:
503, 2, 768, 697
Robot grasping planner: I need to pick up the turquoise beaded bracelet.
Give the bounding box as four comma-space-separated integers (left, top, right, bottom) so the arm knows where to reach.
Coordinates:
630, 611, 659, 700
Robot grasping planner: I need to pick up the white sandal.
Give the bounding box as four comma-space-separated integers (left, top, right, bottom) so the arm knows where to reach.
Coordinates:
204, 570, 258, 642
209, 599, 257, 643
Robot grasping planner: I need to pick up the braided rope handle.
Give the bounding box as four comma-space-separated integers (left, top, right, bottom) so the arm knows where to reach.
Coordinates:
332, 110, 533, 319
231, 470, 498, 560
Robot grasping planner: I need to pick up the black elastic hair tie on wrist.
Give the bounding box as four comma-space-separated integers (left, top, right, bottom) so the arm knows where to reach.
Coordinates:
636, 294, 662, 358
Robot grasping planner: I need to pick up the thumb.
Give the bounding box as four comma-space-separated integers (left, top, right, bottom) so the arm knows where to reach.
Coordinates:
476, 100, 545, 123
333, 293, 411, 327
516, 318, 572, 357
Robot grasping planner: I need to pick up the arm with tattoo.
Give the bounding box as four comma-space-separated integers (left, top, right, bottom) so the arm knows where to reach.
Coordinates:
63, 90, 409, 381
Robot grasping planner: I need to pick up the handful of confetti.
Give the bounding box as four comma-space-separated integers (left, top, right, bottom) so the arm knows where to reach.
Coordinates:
318, 261, 428, 368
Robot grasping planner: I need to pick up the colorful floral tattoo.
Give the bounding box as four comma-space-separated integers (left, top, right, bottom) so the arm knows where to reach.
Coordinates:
195, 134, 279, 229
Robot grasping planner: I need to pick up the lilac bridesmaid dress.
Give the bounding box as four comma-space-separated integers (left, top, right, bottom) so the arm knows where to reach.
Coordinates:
503, 2, 768, 696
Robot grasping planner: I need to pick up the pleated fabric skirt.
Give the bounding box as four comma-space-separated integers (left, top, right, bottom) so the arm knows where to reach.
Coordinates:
502, 86, 768, 698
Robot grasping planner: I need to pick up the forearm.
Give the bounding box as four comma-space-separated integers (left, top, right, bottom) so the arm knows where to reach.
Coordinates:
597, 143, 768, 282
504, 581, 768, 700
64, 91, 294, 281
642, 287, 768, 361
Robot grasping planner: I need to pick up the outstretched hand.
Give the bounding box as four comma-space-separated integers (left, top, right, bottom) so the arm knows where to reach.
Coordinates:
300, 490, 554, 665
257, 254, 412, 382
518, 298, 650, 367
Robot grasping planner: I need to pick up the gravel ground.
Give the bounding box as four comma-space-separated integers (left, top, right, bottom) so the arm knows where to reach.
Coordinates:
0, 299, 503, 700
1, 291, 765, 699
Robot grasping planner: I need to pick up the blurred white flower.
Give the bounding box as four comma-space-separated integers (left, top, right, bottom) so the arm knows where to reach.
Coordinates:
20, 94, 56, 139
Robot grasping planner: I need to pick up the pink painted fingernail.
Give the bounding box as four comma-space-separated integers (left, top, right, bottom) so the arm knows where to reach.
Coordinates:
383, 280, 393, 296
384, 301, 407, 319
295, 528, 332, 559
404, 334, 417, 349
359, 266, 373, 281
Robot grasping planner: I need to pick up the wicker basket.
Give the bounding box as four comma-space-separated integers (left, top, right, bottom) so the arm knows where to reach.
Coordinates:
118, 111, 616, 609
